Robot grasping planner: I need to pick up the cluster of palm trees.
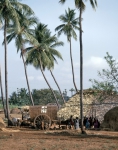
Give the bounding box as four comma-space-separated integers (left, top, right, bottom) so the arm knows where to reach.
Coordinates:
0, 0, 97, 133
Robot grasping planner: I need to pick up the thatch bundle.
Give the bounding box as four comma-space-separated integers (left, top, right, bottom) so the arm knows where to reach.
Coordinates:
102, 106, 118, 131
57, 93, 93, 120
21, 106, 29, 111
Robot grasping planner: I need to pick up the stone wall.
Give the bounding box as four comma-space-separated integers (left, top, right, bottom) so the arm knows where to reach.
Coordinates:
57, 90, 118, 122
91, 103, 118, 122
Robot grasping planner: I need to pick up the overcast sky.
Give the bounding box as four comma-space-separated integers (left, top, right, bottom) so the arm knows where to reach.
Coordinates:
0, 0, 118, 97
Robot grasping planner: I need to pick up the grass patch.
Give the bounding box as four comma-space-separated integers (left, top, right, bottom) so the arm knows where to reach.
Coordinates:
0, 103, 20, 110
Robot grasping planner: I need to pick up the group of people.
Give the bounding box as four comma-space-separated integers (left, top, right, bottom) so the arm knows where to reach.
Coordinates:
68, 116, 79, 130
83, 116, 100, 130
67, 116, 100, 130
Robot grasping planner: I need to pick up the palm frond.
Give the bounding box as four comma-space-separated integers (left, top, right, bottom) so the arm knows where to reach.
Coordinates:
5, 32, 16, 44
51, 41, 64, 48
89, 0, 97, 10
59, 0, 66, 4
55, 24, 65, 32
55, 8, 79, 41
26, 22, 63, 70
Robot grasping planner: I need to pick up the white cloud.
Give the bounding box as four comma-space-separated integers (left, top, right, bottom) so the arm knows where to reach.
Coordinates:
21, 76, 34, 81
84, 56, 107, 69
28, 76, 34, 81
21, 77, 25, 80
74, 62, 79, 68
37, 76, 44, 81
60, 62, 71, 72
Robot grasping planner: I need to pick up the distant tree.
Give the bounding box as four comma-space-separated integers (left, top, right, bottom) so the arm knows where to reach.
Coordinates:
9, 92, 18, 105
9, 88, 30, 106
32, 89, 63, 105
89, 52, 118, 102
9, 88, 63, 106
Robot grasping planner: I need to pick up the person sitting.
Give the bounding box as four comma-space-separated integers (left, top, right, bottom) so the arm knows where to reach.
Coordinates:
94, 119, 100, 129
94, 119, 98, 129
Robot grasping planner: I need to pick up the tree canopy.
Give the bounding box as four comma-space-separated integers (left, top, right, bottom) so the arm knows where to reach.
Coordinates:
89, 52, 118, 102
9, 88, 64, 106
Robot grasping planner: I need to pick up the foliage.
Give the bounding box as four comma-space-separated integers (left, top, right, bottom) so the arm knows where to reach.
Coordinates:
9, 88, 31, 106
55, 8, 79, 42
55, 8, 79, 93
0, 101, 3, 109
26, 23, 63, 70
0, 0, 38, 118
89, 52, 118, 102
32, 89, 63, 105
5, 11, 39, 106
25, 23, 64, 107
9, 88, 63, 106
0, 0, 35, 34
0, 101, 19, 109
6, 11, 39, 51
59, 0, 97, 11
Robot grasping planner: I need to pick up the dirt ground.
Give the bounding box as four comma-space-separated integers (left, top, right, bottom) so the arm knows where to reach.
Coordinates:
0, 114, 118, 150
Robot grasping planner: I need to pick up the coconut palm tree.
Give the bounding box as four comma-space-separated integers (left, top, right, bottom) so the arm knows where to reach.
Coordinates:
0, 0, 35, 120
37, 25, 65, 104
55, 8, 79, 93
59, 0, 97, 133
6, 12, 39, 106
26, 49, 60, 109
26, 23, 65, 108
0, 65, 7, 118
0, 0, 20, 120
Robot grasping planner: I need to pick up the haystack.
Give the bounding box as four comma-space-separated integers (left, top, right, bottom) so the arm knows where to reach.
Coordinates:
10, 108, 21, 114
0, 117, 6, 130
102, 106, 118, 131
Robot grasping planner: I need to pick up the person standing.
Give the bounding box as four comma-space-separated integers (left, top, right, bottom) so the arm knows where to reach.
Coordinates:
85, 118, 90, 130
70, 115, 74, 129
75, 117, 79, 130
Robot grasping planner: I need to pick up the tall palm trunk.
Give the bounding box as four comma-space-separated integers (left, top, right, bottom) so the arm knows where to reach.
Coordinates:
0, 65, 7, 118
79, 3, 84, 133
69, 38, 78, 93
4, 19, 10, 121
39, 59, 60, 109
21, 49, 34, 106
50, 69, 65, 104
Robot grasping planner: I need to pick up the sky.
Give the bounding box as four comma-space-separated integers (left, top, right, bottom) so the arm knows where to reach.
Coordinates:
0, 0, 118, 97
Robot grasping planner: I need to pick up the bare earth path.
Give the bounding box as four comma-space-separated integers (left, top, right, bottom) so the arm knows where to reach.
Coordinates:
0, 128, 118, 150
